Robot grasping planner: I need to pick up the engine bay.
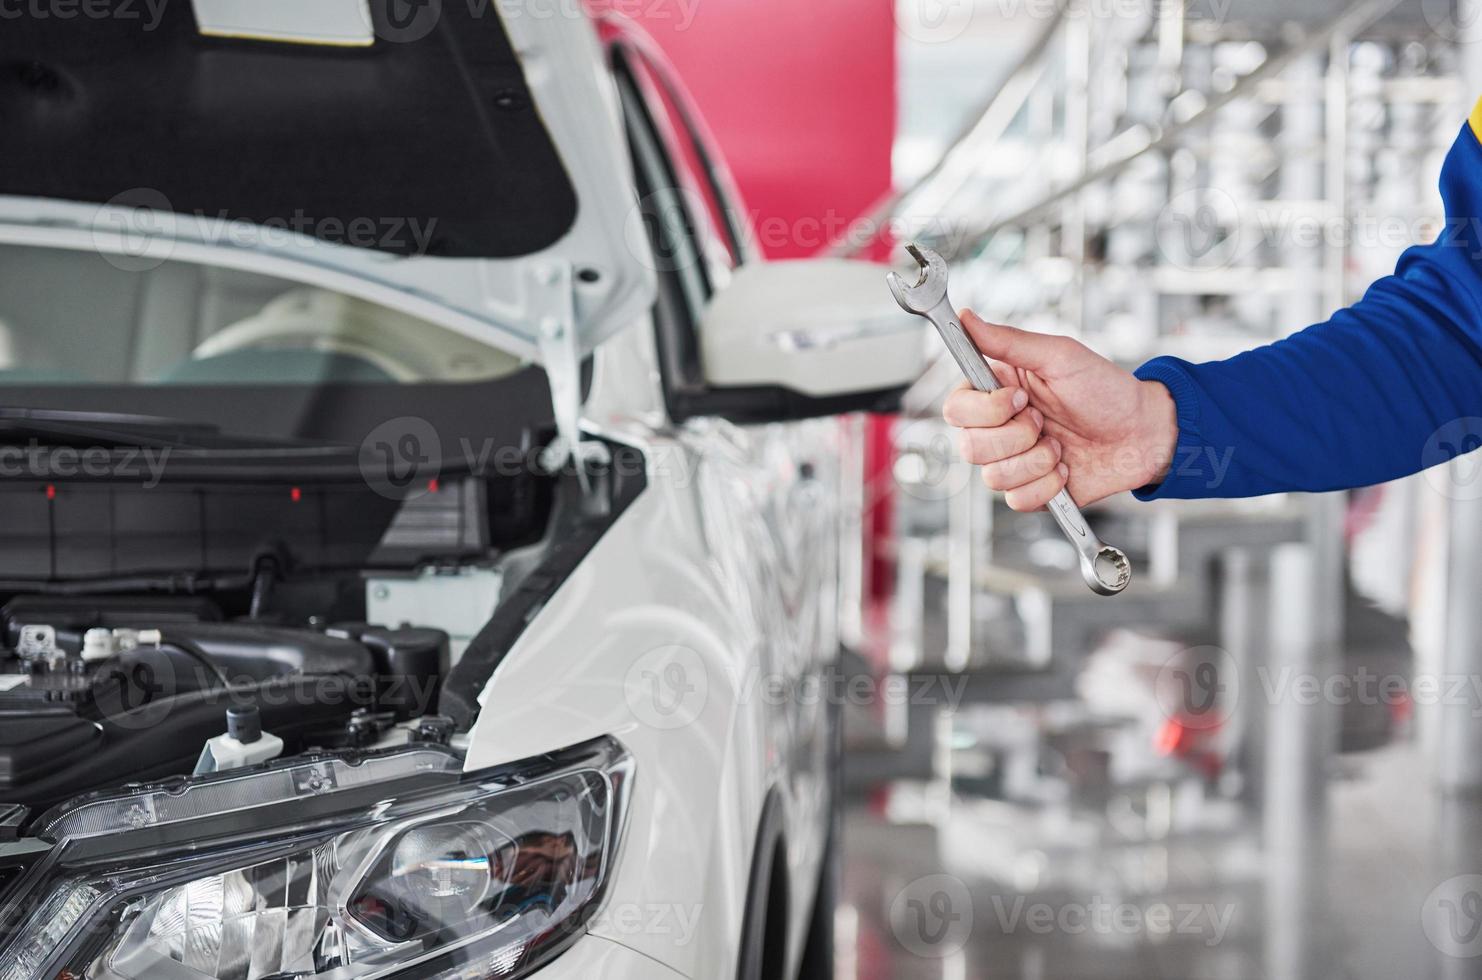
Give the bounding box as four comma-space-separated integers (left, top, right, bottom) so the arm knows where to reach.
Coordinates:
0, 600, 455, 809
0, 441, 644, 821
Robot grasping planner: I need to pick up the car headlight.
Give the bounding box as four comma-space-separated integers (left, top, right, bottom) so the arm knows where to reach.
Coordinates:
0, 737, 632, 980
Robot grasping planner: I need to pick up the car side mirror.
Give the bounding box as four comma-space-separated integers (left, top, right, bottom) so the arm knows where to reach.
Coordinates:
694, 259, 928, 421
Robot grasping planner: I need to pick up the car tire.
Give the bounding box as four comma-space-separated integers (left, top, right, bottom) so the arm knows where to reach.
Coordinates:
794, 808, 838, 979
796, 661, 844, 979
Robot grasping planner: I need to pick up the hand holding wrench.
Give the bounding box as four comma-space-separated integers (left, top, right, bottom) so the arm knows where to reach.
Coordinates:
887, 243, 1131, 596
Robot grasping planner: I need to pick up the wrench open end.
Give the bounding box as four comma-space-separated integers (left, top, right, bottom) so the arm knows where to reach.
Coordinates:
904, 242, 929, 280
887, 242, 949, 316
1082, 546, 1132, 597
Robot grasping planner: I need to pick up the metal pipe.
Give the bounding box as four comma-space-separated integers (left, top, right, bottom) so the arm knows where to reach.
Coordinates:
827, 2, 1067, 257
1263, 544, 1332, 980
1435, 485, 1482, 791
1432, 0, 1482, 797
939, 0, 1405, 261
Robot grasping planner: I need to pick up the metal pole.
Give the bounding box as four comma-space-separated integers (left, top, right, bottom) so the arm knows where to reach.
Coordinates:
1219, 548, 1269, 811
1263, 544, 1332, 980
1435, 486, 1482, 791
1432, 0, 1482, 795
941, 0, 1405, 260
827, 3, 1068, 257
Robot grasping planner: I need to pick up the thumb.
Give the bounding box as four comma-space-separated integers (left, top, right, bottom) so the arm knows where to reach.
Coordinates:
960, 310, 1066, 372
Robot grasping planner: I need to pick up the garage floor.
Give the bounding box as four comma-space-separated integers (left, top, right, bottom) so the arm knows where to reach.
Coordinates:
837, 743, 1482, 980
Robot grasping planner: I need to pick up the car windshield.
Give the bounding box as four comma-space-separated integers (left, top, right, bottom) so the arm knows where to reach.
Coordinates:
0, 244, 525, 389
0, 243, 551, 459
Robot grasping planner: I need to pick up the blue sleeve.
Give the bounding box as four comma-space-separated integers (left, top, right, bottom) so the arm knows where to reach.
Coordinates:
1134, 113, 1482, 500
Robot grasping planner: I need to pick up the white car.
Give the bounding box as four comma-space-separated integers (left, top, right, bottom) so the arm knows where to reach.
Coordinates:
0, 4, 924, 980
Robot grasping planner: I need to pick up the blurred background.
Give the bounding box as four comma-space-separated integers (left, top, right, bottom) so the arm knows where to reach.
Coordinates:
625, 0, 1482, 976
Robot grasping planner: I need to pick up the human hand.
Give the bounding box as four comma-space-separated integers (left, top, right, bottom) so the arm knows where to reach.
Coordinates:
942, 311, 1179, 510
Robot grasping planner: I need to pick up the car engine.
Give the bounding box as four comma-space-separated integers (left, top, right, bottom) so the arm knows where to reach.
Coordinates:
0, 454, 570, 818
0, 596, 454, 810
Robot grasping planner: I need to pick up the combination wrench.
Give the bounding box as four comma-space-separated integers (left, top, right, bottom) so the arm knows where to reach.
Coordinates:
887, 243, 1131, 596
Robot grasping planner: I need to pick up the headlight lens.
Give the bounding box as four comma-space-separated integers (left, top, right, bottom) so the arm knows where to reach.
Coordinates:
0, 738, 632, 980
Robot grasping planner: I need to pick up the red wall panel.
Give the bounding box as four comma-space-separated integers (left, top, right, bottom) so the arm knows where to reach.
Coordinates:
598, 0, 901, 604
610, 0, 896, 258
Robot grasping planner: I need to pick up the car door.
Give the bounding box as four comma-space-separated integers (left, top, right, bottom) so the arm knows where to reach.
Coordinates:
610, 34, 841, 972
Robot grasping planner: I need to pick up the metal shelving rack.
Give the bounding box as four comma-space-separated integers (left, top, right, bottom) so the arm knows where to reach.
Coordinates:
849, 7, 1474, 924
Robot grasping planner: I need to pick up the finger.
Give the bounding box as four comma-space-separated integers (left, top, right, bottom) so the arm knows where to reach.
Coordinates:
987, 359, 1020, 389
981, 437, 1063, 492
1004, 462, 1071, 513
961, 309, 1073, 373
955, 411, 1042, 466
943, 384, 1029, 428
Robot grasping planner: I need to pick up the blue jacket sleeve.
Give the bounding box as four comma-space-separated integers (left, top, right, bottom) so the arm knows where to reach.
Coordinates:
1134, 112, 1482, 500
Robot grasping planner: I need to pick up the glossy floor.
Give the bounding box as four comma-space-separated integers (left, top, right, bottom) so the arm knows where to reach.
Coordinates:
837, 743, 1482, 979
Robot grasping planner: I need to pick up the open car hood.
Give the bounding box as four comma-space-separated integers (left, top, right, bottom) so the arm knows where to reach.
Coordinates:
0, 0, 656, 368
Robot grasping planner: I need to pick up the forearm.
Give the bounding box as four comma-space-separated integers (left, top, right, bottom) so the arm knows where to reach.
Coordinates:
1132, 113, 1482, 501
1134, 270, 1482, 499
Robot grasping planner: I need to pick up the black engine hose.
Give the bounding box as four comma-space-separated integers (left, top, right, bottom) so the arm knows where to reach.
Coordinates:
157, 631, 232, 689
